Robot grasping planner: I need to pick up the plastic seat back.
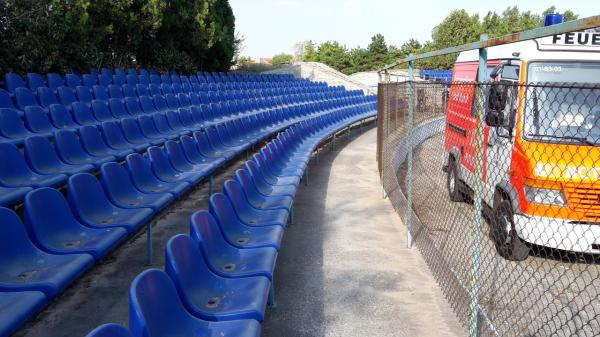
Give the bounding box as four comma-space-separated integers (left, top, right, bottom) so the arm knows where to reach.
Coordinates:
108, 98, 131, 119
47, 73, 64, 92
82, 74, 98, 87
24, 106, 56, 135
101, 121, 130, 149
85, 323, 133, 337
135, 84, 150, 97
149, 84, 161, 96
0, 89, 18, 111
166, 110, 185, 130
126, 75, 138, 86
152, 113, 174, 134
75, 86, 95, 105
108, 85, 123, 99
27, 73, 46, 91
15, 87, 39, 110
112, 75, 126, 86
121, 118, 150, 143
124, 97, 144, 116
139, 96, 157, 114
122, 84, 136, 98
92, 85, 110, 101
65, 74, 81, 88
72, 102, 98, 126
129, 269, 205, 337
48, 104, 77, 129
0, 108, 32, 140
138, 115, 164, 139
190, 209, 234, 256
164, 140, 194, 172
5, 73, 26, 93
90, 100, 114, 122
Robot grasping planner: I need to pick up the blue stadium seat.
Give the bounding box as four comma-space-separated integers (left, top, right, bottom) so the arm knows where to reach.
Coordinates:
165, 234, 270, 322
24, 136, 94, 175
125, 153, 190, 197
27, 73, 46, 91
99, 162, 173, 212
153, 112, 185, 137
126, 75, 138, 86
124, 97, 145, 116
112, 75, 126, 87
209, 193, 283, 250
54, 130, 115, 168
65, 74, 82, 88
138, 115, 178, 141
129, 269, 261, 337
24, 106, 56, 137
0, 89, 20, 115
135, 85, 150, 97
24, 187, 127, 260
99, 74, 112, 87
36, 87, 60, 108
121, 117, 161, 146
0, 207, 94, 297
108, 84, 123, 99
72, 101, 100, 125
108, 98, 131, 119
4, 73, 26, 93
93, 85, 110, 101
0, 291, 47, 337
146, 146, 203, 185
79, 125, 130, 160
85, 323, 133, 337
122, 84, 136, 98
165, 110, 189, 134
190, 211, 277, 280
244, 161, 296, 197
75, 86, 94, 106
48, 104, 79, 130
222, 180, 288, 228
82, 74, 98, 87
0, 108, 35, 142
192, 130, 234, 159
14, 87, 39, 111
101, 121, 147, 152
230, 173, 293, 211
0, 186, 32, 207
0, 143, 66, 188
68, 173, 154, 233
163, 140, 211, 180
90, 100, 115, 122
57, 86, 78, 106
179, 135, 215, 166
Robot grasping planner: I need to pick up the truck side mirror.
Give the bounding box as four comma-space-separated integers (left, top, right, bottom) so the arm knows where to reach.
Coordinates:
486, 84, 508, 127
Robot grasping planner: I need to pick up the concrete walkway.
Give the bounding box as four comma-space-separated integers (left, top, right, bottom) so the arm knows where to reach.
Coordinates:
262, 126, 465, 337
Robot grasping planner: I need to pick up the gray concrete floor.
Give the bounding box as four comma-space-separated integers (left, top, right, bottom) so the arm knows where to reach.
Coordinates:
15, 124, 465, 337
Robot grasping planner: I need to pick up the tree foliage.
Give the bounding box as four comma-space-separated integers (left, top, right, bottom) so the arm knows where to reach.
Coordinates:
295, 5, 579, 74
0, 0, 237, 74
271, 53, 293, 65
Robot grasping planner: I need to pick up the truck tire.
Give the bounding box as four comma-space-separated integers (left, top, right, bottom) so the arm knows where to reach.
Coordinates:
492, 200, 530, 261
447, 159, 464, 202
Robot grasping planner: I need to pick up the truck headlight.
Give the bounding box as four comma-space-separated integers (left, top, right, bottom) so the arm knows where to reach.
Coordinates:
524, 186, 567, 206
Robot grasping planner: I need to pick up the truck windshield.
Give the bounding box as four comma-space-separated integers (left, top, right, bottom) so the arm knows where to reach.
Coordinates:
524, 62, 600, 145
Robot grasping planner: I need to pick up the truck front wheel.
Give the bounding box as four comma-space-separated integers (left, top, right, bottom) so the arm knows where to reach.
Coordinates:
447, 159, 464, 202
492, 200, 530, 261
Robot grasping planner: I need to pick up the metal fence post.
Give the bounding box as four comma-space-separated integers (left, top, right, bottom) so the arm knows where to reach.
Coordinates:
406, 59, 415, 249
470, 34, 488, 337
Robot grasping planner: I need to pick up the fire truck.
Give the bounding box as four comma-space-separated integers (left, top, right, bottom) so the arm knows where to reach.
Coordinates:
444, 29, 600, 260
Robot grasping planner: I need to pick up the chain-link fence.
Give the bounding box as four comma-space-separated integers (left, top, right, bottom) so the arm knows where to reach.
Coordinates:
379, 80, 600, 337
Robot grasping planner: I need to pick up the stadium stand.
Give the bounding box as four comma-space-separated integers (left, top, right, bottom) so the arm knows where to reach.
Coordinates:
0, 68, 376, 337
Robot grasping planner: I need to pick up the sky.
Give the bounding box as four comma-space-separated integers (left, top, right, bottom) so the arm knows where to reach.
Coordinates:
229, 0, 598, 58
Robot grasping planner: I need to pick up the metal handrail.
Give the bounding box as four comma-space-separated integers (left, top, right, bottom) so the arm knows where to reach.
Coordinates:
379, 15, 600, 73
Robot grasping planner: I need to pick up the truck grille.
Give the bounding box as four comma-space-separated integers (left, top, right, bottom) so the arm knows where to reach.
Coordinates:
564, 184, 600, 218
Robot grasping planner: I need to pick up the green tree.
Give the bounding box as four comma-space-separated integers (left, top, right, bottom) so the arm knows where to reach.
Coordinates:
271, 53, 293, 65
367, 33, 389, 70
302, 41, 318, 61
315, 41, 352, 73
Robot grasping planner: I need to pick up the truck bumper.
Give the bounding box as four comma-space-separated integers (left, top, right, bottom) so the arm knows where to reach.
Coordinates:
514, 214, 600, 254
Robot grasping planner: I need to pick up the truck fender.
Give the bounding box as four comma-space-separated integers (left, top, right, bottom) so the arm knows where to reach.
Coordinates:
494, 180, 521, 214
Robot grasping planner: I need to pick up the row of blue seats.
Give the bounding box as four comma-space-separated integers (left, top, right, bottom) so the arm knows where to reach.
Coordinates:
0, 80, 345, 117
3, 71, 323, 96
0, 97, 373, 207
0, 100, 376, 337
0, 85, 356, 144
79, 103, 377, 337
